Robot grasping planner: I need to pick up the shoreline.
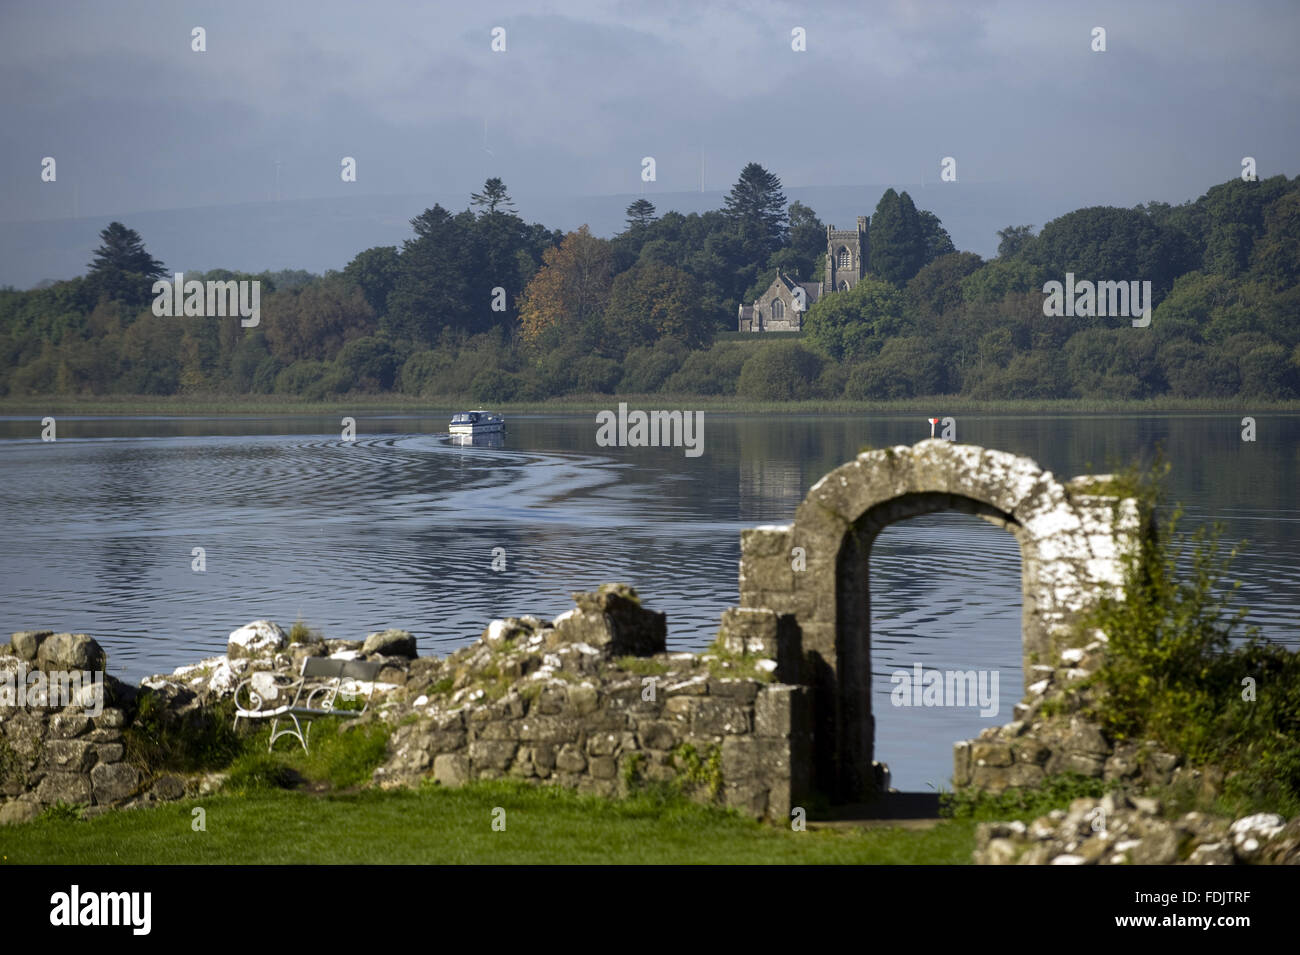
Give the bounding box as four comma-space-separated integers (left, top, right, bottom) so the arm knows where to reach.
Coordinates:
4, 394, 1300, 416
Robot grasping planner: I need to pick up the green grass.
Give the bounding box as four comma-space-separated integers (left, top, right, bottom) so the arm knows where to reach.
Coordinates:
0, 781, 978, 864
940, 774, 1116, 821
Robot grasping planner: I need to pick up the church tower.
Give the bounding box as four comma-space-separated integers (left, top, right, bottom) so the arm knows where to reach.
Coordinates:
825, 216, 869, 293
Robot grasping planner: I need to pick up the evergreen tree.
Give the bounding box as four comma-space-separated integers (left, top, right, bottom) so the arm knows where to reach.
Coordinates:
869, 189, 920, 285
469, 177, 516, 216
723, 163, 788, 260
86, 222, 166, 309
918, 209, 956, 263
624, 199, 657, 231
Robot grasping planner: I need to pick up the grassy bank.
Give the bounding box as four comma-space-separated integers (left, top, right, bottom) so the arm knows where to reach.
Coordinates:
0, 781, 979, 864
4, 393, 1299, 416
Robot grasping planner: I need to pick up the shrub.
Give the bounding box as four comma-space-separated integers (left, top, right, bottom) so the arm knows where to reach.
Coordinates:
398, 350, 453, 396
662, 342, 746, 395
273, 359, 331, 396
735, 343, 823, 401
470, 369, 523, 403
1086, 457, 1300, 815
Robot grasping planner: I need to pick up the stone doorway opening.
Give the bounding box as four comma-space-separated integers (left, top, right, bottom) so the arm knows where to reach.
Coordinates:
866, 509, 1025, 794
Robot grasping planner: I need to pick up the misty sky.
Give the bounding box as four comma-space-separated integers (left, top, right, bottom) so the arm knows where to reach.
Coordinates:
2, 0, 1298, 226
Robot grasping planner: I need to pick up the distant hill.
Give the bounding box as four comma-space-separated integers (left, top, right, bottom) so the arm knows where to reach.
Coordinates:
0, 182, 1079, 289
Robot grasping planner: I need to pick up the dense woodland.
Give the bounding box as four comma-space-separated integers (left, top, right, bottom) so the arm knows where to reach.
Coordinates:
2, 164, 1298, 402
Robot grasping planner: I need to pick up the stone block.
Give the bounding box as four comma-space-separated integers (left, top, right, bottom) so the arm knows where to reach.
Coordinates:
517, 716, 575, 744
94, 708, 126, 729
716, 607, 781, 658
362, 628, 417, 659
707, 678, 759, 703
971, 741, 1013, 768
43, 739, 96, 773
555, 744, 586, 773
36, 633, 106, 673
636, 721, 677, 752
10, 631, 51, 662
226, 620, 287, 660
691, 700, 751, 736
468, 740, 517, 771
49, 713, 90, 739
429, 753, 467, 787
37, 772, 92, 806
586, 731, 621, 757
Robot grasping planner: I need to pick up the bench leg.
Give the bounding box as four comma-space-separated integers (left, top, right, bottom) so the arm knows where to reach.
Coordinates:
269, 714, 309, 753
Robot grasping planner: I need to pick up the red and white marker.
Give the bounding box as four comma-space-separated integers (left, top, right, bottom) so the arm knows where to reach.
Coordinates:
929, 417, 939, 438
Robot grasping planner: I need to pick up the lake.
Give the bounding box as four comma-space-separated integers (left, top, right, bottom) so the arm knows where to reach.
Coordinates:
1, 411, 1296, 791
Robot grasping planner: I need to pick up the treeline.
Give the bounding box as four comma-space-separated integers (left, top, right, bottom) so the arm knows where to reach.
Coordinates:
1, 167, 1298, 402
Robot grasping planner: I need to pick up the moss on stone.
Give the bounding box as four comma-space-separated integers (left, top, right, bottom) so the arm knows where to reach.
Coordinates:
671, 742, 723, 801
615, 656, 669, 677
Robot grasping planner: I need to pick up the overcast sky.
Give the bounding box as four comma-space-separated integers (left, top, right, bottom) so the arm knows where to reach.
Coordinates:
2, 0, 1298, 225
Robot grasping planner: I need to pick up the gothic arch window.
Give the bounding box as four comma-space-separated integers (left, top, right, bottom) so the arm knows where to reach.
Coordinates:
839, 280, 851, 292
837, 247, 852, 270
772, 299, 785, 319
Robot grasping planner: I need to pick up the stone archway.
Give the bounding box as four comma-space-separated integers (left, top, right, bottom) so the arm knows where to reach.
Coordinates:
734, 440, 1142, 803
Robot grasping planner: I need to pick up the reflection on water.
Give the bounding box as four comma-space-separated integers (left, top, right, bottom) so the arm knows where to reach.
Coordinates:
1, 411, 1296, 790
449, 432, 505, 449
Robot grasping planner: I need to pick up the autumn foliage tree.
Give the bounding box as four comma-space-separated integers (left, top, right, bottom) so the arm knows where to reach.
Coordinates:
517, 226, 612, 347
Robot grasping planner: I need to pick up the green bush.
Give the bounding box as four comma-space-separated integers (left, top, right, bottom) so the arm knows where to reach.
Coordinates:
470, 369, 523, 403
273, 359, 331, 395
662, 342, 746, 395
736, 343, 823, 400
1085, 458, 1300, 815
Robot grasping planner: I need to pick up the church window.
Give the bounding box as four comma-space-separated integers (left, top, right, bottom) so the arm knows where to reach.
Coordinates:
772, 299, 785, 319
837, 247, 852, 269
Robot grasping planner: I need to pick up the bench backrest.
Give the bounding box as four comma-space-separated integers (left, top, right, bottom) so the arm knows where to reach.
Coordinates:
300, 656, 384, 682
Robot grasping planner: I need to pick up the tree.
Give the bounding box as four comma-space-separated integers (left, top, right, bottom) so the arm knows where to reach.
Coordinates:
1249, 191, 1300, 292
263, 279, 375, 363
470, 177, 516, 216
723, 162, 788, 262
86, 222, 166, 309
868, 189, 925, 286
517, 226, 613, 346
602, 261, 709, 354
906, 251, 984, 318
777, 200, 825, 280
343, 246, 400, 318
996, 225, 1036, 259
624, 199, 657, 231
384, 205, 480, 343
802, 277, 904, 362
918, 209, 956, 263
1030, 206, 1198, 305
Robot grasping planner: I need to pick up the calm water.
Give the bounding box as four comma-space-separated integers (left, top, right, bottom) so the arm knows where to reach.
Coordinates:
2, 412, 1297, 791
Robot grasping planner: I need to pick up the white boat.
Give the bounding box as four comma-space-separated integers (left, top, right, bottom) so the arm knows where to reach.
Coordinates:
449, 410, 505, 435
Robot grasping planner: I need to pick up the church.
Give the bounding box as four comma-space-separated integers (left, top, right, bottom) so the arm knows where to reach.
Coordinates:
738, 216, 869, 332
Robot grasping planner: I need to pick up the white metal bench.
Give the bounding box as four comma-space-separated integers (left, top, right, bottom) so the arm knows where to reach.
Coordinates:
232, 656, 384, 752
